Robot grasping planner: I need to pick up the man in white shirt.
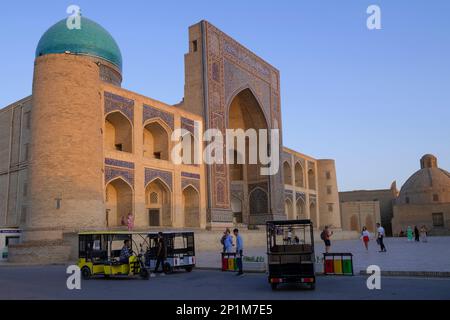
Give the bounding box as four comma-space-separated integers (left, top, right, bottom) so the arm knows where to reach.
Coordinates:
376, 223, 387, 252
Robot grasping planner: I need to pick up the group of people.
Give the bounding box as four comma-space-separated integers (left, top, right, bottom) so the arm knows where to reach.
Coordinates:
220, 228, 244, 276
399, 226, 428, 242
321, 223, 388, 253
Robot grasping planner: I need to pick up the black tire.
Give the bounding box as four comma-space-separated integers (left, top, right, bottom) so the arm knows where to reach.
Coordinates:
163, 262, 173, 274
81, 266, 91, 280
271, 283, 278, 291
185, 266, 193, 273
140, 268, 150, 280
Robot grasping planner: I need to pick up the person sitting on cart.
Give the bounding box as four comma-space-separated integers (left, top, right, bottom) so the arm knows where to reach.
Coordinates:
119, 239, 132, 264
154, 232, 166, 273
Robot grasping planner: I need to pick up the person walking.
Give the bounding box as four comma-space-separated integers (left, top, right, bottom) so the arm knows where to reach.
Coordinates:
414, 226, 420, 242
406, 226, 413, 242
154, 232, 167, 274
376, 223, 387, 252
420, 225, 428, 243
321, 226, 333, 253
361, 226, 370, 251
127, 212, 134, 231
233, 228, 244, 276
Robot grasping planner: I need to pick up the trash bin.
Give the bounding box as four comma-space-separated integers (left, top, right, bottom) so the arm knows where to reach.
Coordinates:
323, 253, 353, 276
222, 252, 237, 272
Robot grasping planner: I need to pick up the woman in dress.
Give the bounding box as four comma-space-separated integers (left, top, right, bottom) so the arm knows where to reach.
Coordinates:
361, 226, 370, 251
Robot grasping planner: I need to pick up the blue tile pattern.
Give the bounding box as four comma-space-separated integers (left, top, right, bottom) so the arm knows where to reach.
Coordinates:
181, 172, 201, 180
105, 166, 134, 187
104, 92, 134, 123
143, 104, 174, 130
145, 168, 173, 191
105, 158, 135, 169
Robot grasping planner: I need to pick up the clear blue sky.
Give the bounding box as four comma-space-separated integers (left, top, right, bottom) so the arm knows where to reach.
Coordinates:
1, 1, 449, 191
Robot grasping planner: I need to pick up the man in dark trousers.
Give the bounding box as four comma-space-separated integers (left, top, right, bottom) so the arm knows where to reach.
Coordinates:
154, 232, 166, 273
376, 223, 387, 252
233, 228, 244, 276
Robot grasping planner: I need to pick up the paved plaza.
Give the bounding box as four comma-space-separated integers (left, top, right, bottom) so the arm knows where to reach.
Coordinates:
0, 266, 449, 300
196, 237, 450, 273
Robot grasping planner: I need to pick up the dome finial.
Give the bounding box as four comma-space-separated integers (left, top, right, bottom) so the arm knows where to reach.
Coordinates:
420, 154, 437, 169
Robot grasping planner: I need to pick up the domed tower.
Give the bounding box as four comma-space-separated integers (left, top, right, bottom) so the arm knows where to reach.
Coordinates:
9, 17, 123, 263
392, 154, 450, 236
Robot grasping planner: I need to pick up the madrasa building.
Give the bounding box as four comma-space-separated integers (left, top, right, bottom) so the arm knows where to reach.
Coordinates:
0, 17, 342, 262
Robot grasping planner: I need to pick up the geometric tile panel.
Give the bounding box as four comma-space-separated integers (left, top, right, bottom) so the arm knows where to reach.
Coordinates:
143, 104, 174, 130
105, 158, 135, 169
145, 168, 173, 191
105, 166, 134, 188
104, 92, 135, 123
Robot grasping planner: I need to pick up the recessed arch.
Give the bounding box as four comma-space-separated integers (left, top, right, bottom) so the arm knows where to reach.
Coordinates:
283, 161, 292, 186
308, 168, 316, 190
295, 162, 304, 188
145, 177, 172, 227
285, 197, 294, 219
105, 177, 133, 228
183, 185, 200, 228
105, 111, 133, 153
143, 119, 171, 161
296, 198, 306, 220
249, 187, 268, 215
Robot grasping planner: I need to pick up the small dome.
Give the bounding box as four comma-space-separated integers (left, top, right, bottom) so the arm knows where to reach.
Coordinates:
36, 17, 122, 71
398, 155, 450, 205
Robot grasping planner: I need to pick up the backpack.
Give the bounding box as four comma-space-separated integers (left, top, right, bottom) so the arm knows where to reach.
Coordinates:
220, 235, 226, 246
320, 230, 327, 241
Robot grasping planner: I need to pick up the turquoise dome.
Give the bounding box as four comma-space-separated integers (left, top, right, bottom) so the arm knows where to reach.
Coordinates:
36, 17, 122, 71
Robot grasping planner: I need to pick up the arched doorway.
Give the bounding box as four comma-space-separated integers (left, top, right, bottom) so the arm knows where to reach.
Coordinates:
183, 186, 200, 228
296, 198, 306, 219
295, 162, 304, 188
145, 178, 172, 227
249, 188, 269, 215
308, 169, 316, 190
228, 88, 270, 222
105, 112, 133, 153
285, 198, 294, 219
231, 195, 243, 224
105, 178, 133, 227
283, 162, 292, 185
143, 121, 170, 160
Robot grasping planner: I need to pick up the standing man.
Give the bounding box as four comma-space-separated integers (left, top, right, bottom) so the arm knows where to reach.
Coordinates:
233, 229, 244, 276
376, 223, 387, 252
154, 232, 167, 273
321, 226, 333, 253
224, 229, 233, 253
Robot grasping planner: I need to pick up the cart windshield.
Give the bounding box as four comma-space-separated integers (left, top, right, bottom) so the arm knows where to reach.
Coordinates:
266, 221, 314, 254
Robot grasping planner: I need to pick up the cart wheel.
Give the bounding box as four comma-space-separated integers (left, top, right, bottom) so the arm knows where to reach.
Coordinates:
163, 263, 173, 274
271, 283, 278, 291
81, 266, 91, 280
185, 266, 193, 273
140, 268, 150, 280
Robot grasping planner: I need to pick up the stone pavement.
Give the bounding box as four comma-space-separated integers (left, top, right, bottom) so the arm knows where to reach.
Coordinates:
196, 237, 450, 273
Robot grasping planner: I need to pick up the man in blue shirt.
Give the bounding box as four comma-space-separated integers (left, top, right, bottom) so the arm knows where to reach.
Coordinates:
233, 228, 244, 275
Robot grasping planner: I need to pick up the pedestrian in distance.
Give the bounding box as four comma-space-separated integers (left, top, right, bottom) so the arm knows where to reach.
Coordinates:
224, 229, 233, 253
414, 226, 420, 242
420, 225, 428, 243
407, 226, 413, 242
321, 226, 333, 253
376, 223, 387, 252
233, 228, 244, 276
361, 226, 370, 251
154, 232, 166, 274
